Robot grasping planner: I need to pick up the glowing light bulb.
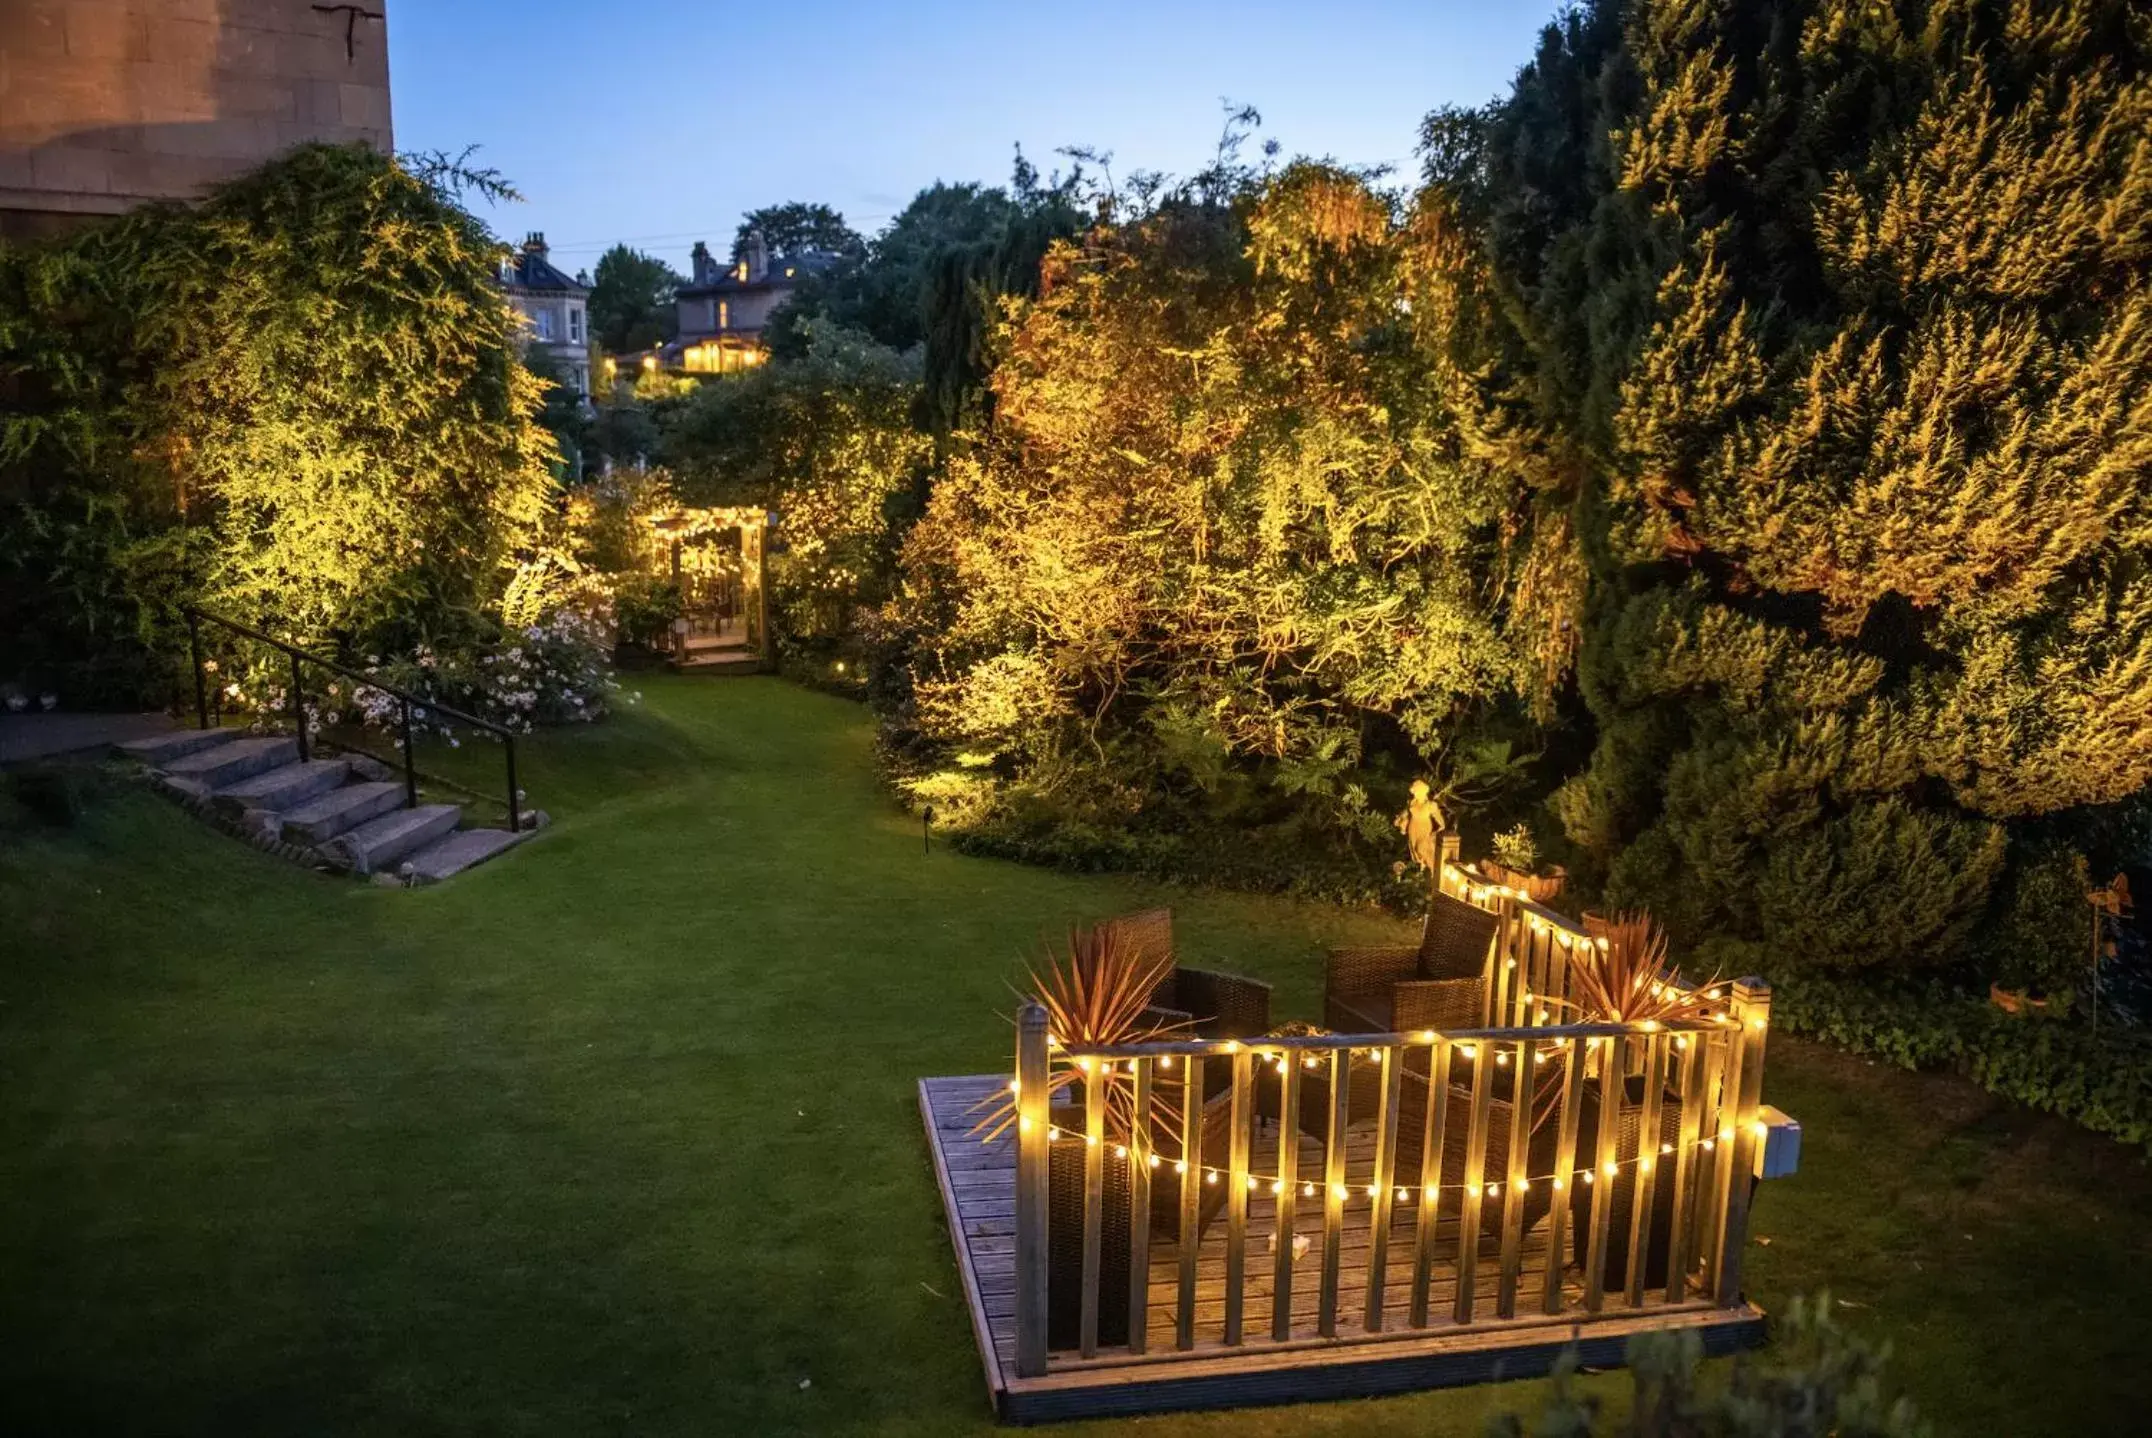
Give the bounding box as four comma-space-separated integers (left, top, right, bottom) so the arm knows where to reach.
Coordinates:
1148, 1154, 1161, 1168
1582, 1170, 1595, 1185
1331, 1184, 1348, 1201
1302, 1182, 1316, 1198
1602, 1161, 1618, 1179
1047, 1127, 1060, 1141
1114, 1145, 1127, 1159
1174, 1160, 1187, 1174
1205, 1170, 1218, 1186
1271, 1180, 1283, 1195
1366, 1184, 1379, 1199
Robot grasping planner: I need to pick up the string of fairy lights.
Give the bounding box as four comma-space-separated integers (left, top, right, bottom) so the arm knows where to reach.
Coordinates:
1010, 1025, 1771, 1208
997, 861, 1770, 1207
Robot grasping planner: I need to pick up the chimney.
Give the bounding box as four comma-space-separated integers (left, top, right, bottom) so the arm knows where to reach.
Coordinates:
523, 231, 548, 259
690, 240, 712, 285
746, 227, 769, 283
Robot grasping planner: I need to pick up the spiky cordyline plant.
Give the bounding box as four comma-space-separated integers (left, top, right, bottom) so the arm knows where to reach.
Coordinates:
971, 923, 1191, 1144
1567, 911, 1723, 1029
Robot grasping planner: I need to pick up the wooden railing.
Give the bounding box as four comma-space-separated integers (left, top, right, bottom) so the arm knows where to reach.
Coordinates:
1008, 881, 1782, 1375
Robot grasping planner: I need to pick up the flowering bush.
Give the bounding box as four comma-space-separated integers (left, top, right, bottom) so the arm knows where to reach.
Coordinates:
203, 577, 634, 748
353, 583, 626, 740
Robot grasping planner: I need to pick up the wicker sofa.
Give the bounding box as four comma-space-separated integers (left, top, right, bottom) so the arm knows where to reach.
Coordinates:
1323, 891, 1497, 1035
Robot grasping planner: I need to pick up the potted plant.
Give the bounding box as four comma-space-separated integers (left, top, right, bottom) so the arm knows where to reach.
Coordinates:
1483, 824, 1567, 903
1560, 911, 1724, 1292
971, 922, 1216, 1349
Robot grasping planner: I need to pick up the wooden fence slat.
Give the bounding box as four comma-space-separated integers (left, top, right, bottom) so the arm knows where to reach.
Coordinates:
1451, 1047, 1494, 1324
1541, 1034, 1585, 1315
1318, 1049, 1350, 1338
1176, 1055, 1203, 1351
1715, 981, 1772, 1307
1363, 1045, 1405, 1331
1582, 1033, 1623, 1313
1271, 1055, 1300, 1342
1697, 1011, 1744, 1301
1224, 1049, 1252, 1346
1127, 1055, 1153, 1352
1080, 1060, 1106, 1357
1410, 1039, 1453, 1328
1013, 1004, 1050, 1377
1496, 1037, 1536, 1318
1661, 1033, 1706, 1304
1624, 1034, 1666, 1308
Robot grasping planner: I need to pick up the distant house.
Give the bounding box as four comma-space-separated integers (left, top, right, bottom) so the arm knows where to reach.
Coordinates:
501, 232, 592, 399
666, 228, 843, 375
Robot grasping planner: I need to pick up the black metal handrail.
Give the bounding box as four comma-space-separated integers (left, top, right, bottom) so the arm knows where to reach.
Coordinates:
183, 606, 521, 834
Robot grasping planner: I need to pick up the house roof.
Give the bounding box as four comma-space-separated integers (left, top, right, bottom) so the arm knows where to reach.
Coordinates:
677, 247, 844, 299
502, 232, 590, 295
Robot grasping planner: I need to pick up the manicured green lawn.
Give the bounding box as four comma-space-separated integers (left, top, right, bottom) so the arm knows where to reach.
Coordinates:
4, 677, 2148, 1435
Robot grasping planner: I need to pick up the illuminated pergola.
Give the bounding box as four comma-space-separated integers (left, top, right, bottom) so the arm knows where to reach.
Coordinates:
647, 505, 775, 672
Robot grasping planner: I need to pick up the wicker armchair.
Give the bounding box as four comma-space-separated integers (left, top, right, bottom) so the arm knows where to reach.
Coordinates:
1324, 891, 1497, 1035
1100, 908, 1274, 1040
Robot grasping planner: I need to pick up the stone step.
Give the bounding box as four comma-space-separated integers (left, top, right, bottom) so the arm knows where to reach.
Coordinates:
329, 803, 461, 874
281, 780, 406, 845
401, 827, 524, 883
162, 735, 300, 788
117, 728, 242, 765
676, 656, 765, 675
211, 759, 350, 816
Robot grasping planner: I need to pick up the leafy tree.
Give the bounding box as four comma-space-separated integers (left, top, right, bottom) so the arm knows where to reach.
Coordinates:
1465, 0, 2152, 974
658, 319, 928, 656
892, 160, 1527, 855
731, 201, 864, 261
0, 142, 557, 697
586, 243, 682, 353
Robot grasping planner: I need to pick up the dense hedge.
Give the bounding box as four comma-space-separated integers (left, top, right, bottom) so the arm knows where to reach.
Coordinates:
1775, 975, 2152, 1150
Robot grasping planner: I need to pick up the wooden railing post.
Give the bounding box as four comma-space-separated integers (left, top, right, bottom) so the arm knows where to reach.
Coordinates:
1713, 979, 1771, 1308
1013, 1003, 1051, 1378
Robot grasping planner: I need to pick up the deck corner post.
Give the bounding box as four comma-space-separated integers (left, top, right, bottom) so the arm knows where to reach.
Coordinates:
1714, 978, 1772, 1308
1014, 1002, 1052, 1378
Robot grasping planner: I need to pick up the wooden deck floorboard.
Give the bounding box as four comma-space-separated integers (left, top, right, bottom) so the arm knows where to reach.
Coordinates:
921, 1074, 1765, 1422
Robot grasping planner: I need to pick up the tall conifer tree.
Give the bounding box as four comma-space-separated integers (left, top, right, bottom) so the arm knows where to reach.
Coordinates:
1476, 0, 2152, 974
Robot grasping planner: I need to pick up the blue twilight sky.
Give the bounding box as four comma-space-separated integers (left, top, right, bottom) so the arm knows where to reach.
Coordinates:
388, 1, 1556, 276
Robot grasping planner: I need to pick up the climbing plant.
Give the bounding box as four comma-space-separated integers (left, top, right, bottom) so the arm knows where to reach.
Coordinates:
0, 142, 558, 701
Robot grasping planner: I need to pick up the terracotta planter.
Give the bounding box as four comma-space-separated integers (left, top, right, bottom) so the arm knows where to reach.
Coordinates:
1483, 861, 1568, 904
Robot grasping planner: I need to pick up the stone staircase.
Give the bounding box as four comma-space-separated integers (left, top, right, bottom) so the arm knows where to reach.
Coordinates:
118, 728, 531, 884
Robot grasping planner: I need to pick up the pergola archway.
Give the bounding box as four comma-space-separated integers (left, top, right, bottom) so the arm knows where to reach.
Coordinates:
648, 505, 775, 673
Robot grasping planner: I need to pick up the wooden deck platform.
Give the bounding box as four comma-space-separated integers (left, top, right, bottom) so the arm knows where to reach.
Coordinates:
920, 1074, 1766, 1423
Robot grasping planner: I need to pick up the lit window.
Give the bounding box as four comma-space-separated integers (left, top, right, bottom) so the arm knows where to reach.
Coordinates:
718, 300, 729, 330
785, 267, 795, 277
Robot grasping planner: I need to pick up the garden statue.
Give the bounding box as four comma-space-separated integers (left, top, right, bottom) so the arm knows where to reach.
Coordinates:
1395, 779, 1446, 874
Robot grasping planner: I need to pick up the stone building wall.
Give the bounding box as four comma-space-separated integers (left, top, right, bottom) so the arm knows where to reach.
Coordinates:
0, 1, 392, 239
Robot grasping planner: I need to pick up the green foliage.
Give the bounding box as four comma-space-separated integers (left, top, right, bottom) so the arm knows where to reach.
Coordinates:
587, 243, 683, 353
1775, 974, 2152, 1148
889, 157, 1532, 869
1489, 1294, 1926, 1437
731, 201, 864, 262
657, 320, 929, 659
1469, 0, 2152, 973
0, 143, 557, 700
